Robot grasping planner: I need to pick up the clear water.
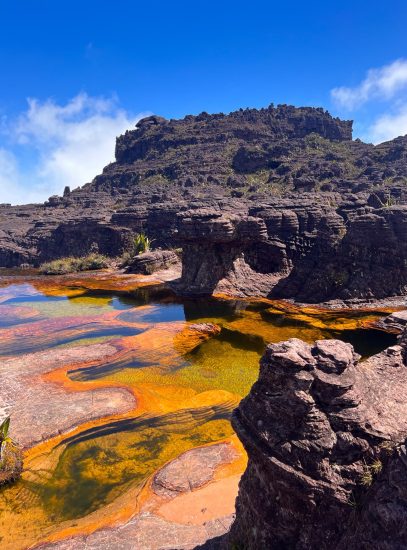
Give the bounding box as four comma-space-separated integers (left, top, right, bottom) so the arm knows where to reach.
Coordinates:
0, 273, 397, 549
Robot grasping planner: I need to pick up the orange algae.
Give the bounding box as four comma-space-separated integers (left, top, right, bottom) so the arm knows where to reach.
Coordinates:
30, 271, 164, 296
0, 274, 399, 549
0, 315, 239, 549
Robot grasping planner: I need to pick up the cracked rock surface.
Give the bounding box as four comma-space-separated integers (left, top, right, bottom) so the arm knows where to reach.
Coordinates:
219, 334, 407, 549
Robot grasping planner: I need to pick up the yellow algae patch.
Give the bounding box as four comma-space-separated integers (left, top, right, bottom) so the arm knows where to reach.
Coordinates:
224, 309, 326, 343
173, 322, 221, 354
262, 301, 396, 332
0, 412, 234, 550
31, 271, 164, 295
69, 321, 223, 384
100, 333, 260, 400
213, 293, 399, 333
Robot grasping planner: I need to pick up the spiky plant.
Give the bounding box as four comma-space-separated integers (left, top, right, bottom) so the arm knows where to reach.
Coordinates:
0, 417, 13, 466
133, 233, 153, 255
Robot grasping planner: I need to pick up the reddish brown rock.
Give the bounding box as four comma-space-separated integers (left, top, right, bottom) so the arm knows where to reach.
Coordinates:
0, 343, 135, 448
125, 249, 180, 275
39, 512, 234, 550
152, 443, 238, 498
219, 334, 407, 549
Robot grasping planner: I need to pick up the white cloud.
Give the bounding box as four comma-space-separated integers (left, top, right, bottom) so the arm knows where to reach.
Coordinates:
331, 59, 407, 110
367, 103, 407, 144
0, 93, 146, 205
0, 148, 23, 204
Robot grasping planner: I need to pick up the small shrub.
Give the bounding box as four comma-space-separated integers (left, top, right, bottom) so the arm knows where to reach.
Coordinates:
119, 233, 154, 267
359, 457, 383, 488
360, 467, 373, 487
39, 254, 109, 275
347, 491, 361, 509
370, 459, 383, 474
0, 416, 12, 466
133, 233, 153, 255
78, 253, 109, 271
379, 440, 396, 454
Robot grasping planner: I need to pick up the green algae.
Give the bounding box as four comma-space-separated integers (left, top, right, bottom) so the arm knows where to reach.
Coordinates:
0, 275, 398, 549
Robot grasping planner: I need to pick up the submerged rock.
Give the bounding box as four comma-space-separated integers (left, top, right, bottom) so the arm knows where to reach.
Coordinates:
152, 442, 238, 498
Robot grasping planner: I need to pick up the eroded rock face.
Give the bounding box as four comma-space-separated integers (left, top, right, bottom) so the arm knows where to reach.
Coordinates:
125, 249, 180, 275
2, 103, 407, 289
177, 197, 407, 301
220, 335, 407, 549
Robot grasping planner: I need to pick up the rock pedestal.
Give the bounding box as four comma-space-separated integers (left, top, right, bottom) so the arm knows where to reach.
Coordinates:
224, 335, 407, 549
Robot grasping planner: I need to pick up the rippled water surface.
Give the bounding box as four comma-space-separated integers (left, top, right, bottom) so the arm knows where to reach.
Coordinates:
0, 272, 397, 549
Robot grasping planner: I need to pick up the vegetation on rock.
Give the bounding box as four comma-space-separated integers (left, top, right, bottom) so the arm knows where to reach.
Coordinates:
0, 417, 22, 486
121, 233, 153, 266
133, 233, 153, 255
39, 253, 109, 274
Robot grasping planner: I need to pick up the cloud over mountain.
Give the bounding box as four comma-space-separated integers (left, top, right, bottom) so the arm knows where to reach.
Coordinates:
0, 93, 144, 205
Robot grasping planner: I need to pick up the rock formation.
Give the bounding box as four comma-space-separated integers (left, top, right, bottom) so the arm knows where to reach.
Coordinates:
1, 103, 407, 304
125, 249, 180, 274
218, 333, 407, 549
176, 195, 407, 301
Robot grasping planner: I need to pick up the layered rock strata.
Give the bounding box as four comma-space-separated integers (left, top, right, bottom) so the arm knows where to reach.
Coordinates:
2, 103, 407, 307
125, 249, 180, 275
176, 196, 407, 301
222, 334, 407, 549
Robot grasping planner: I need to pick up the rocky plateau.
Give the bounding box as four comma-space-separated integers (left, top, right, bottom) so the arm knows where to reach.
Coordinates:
1, 103, 407, 549
1, 103, 407, 304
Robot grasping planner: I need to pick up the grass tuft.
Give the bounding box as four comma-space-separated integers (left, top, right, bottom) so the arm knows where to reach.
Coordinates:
39, 253, 109, 275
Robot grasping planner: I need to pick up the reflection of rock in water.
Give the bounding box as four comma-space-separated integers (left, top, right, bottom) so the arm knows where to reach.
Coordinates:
0, 274, 403, 550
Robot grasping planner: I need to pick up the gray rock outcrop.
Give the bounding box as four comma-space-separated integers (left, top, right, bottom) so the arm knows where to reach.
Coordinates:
222, 334, 407, 549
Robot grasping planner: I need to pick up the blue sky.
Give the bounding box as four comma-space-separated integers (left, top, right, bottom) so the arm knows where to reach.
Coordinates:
1, 0, 407, 204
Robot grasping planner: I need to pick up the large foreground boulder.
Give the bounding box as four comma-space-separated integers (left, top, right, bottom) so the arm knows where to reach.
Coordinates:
221, 333, 407, 549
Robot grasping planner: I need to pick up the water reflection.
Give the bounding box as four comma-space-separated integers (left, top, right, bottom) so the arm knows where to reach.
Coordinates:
0, 273, 398, 549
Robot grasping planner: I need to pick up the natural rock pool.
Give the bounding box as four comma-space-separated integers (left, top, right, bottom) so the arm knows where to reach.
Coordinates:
0, 271, 398, 549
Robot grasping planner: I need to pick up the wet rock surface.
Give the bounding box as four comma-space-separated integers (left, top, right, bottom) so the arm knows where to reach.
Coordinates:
374, 309, 407, 333
216, 334, 407, 549
0, 343, 136, 448
152, 443, 238, 498
40, 512, 234, 550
